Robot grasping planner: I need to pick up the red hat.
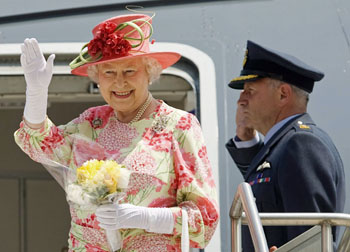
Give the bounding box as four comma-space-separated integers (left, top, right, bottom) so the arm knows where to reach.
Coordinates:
70, 14, 181, 76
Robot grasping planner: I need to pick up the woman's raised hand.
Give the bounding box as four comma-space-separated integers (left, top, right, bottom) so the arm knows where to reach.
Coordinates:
20, 38, 55, 125
20, 38, 55, 86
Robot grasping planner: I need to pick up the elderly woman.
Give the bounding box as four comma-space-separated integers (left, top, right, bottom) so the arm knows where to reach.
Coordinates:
14, 13, 219, 252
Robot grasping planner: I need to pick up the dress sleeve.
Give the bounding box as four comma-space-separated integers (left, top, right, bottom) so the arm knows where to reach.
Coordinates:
14, 106, 114, 167
170, 113, 219, 249
14, 117, 79, 166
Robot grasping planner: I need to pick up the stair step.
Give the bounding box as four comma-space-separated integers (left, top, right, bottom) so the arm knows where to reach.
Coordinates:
275, 226, 323, 252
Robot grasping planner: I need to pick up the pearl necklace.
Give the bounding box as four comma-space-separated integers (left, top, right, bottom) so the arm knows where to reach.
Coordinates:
116, 93, 153, 124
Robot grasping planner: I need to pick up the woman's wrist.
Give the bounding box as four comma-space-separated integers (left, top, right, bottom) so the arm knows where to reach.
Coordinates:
23, 117, 45, 129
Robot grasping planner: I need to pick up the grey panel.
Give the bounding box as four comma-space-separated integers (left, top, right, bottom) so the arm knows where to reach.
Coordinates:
276, 226, 322, 252
1, 0, 131, 17
0, 107, 45, 176
0, 179, 20, 252
26, 179, 71, 252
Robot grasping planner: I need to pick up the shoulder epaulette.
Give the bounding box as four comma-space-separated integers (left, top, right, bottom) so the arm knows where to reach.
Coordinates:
293, 120, 313, 132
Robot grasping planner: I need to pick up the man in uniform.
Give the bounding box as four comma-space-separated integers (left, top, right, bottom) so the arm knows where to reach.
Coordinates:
226, 40, 345, 251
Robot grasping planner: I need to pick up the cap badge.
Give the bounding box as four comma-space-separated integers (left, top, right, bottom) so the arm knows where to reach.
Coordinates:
243, 49, 248, 67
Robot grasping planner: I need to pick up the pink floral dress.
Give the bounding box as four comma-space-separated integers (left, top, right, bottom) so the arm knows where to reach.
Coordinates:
14, 101, 219, 252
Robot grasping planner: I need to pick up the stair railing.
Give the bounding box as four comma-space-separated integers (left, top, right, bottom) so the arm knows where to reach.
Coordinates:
229, 182, 269, 252
229, 182, 350, 252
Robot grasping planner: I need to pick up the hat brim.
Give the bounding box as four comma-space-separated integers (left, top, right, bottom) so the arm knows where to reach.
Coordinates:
71, 52, 181, 76
228, 74, 262, 89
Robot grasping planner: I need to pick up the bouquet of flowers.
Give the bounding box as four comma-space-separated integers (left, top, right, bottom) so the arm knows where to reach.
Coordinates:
67, 159, 130, 208
41, 158, 130, 252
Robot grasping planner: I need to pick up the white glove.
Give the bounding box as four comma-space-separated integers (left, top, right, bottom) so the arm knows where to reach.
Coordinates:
20, 38, 55, 124
96, 203, 174, 234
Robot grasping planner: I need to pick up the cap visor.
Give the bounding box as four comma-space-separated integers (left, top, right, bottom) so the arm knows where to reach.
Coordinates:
228, 75, 261, 89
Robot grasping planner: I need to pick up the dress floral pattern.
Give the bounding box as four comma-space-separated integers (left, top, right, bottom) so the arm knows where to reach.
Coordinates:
14, 101, 219, 251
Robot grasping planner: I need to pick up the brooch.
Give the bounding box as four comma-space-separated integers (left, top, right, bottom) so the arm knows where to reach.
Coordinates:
151, 115, 169, 133
92, 118, 103, 128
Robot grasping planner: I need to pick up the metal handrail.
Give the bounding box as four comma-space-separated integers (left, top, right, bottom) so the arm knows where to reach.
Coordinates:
242, 212, 350, 252
229, 182, 350, 252
229, 182, 269, 252
241, 213, 350, 226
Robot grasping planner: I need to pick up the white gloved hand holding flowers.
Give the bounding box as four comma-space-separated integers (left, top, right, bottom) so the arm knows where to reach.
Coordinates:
96, 203, 174, 234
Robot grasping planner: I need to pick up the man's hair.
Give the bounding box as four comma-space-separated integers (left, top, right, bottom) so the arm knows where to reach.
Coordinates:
269, 79, 309, 106
87, 57, 163, 84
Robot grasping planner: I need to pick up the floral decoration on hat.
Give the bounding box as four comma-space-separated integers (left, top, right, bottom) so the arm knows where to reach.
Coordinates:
88, 22, 132, 58
69, 15, 153, 70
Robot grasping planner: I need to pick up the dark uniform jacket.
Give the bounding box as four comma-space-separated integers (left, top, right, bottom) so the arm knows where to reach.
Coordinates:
226, 113, 345, 251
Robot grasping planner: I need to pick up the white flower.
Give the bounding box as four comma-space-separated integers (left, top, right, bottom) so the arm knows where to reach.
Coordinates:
118, 168, 131, 189
66, 183, 94, 207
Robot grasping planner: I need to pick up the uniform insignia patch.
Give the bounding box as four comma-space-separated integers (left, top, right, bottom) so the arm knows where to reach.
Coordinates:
256, 161, 271, 171
249, 177, 271, 186
299, 124, 310, 129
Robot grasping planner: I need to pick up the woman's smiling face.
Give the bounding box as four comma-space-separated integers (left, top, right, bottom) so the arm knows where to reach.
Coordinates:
97, 58, 150, 115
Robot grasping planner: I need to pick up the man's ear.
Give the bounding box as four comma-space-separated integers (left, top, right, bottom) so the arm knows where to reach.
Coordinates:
278, 83, 293, 107
279, 83, 292, 104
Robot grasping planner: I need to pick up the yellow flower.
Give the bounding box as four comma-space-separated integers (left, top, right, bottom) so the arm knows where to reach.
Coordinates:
76, 159, 124, 194
102, 160, 121, 193
77, 159, 103, 183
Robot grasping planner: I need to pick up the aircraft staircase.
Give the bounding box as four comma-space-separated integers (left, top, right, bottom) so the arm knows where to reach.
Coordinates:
229, 183, 350, 252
